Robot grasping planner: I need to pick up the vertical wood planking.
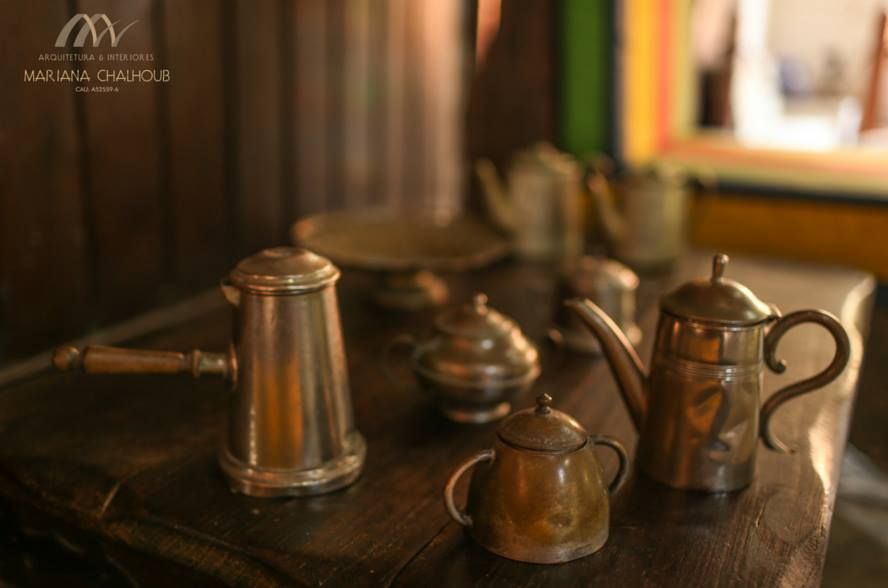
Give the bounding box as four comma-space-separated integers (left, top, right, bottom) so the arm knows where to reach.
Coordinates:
162, 0, 228, 286
343, 0, 371, 209
365, 0, 389, 207
383, 0, 406, 210
77, 0, 166, 322
324, 0, 346, 211
401, 0, 425, 212
0, 0, 91, 356
235, 0, 284, 254
293, 0, 328, 216
418, 1, 464, 219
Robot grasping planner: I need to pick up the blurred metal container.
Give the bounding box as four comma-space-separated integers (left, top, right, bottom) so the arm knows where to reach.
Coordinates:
549, 256, 641, 355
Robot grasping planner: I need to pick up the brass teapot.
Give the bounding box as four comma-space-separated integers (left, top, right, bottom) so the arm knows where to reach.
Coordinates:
443, 393, 629, 564
476, 142, 584, 261
567, 253, 851, 492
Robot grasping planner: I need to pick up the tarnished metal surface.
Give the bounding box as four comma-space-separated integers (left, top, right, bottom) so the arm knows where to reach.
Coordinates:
53, 247, 365, 498
568, 253, 852, 492
443, 394, 629, 564
384, 294, 540, 423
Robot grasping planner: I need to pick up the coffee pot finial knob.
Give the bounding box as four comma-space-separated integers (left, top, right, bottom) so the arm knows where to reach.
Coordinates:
535, 393, 553, 414
712, 253, 730, 282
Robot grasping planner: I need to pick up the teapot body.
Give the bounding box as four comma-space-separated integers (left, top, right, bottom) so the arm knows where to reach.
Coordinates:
507, 160, 583, 261
639, 313, 767, 491
465, 438, 611, 564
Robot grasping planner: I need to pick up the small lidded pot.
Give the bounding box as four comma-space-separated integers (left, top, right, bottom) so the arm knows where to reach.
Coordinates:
384, 294, 540, 423
549, 256, 641, 354
444, 394, 629, 564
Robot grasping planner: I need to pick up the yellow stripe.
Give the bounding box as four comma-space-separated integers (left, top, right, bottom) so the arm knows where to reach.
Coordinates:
691, 194, 888, 280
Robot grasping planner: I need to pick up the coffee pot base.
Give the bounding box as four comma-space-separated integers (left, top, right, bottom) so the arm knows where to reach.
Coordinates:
218, 431, 367, 497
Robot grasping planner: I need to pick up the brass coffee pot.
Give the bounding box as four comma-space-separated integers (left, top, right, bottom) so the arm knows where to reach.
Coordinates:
444, 394, 629, 564
53, 247, 365, 498
567, 253, 851, 492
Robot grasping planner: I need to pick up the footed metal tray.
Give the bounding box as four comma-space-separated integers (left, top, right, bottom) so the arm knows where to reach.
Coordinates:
291, 209, 510, 309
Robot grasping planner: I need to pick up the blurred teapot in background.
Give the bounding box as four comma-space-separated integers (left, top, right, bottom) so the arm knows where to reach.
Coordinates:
476, 142, 584, 262
587, 159, 696, 272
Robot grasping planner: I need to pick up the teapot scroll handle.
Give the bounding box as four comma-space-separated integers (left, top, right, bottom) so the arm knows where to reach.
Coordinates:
443, 450, 495, 526
589, 435, 630, 495
760, 310, 851, 453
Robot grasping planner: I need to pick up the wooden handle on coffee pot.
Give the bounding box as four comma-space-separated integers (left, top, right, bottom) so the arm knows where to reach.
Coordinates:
53, 344, 234, 381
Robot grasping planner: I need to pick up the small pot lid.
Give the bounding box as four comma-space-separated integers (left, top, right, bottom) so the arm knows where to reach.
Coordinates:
415, 294, 539, 385
497, 394, 587, 453
660, 254, 775, 325
561, 256, 638, 297
228, 247, 340, 294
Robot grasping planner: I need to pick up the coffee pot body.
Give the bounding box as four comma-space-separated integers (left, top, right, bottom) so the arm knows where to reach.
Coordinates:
54, 247, 365, 497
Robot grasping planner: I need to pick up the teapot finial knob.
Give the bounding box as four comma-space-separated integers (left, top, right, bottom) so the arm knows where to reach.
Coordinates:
712, 254, 730, 282
472, 293, 489, 313
535, 393, 553, 415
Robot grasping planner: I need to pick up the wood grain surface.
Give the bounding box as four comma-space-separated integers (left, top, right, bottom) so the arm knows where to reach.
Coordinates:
0, 252, 874, 586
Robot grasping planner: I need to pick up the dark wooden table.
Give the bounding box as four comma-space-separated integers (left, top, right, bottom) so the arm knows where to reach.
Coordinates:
0, 252, 875, 587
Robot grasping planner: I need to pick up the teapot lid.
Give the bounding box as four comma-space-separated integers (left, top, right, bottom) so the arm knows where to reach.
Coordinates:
416, 294, 539, 385
660, 254, 775, 325
229, 247, 340, 294
497, 394, 587, 453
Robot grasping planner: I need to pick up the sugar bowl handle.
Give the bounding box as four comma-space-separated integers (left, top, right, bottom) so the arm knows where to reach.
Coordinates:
53, 344, 235, 382
761, 310, 851, 453
443, 449, 495, 526
590, 435, 630, 495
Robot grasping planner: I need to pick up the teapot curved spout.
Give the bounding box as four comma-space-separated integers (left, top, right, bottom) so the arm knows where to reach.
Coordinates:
565, 299, 648, 430
475, 159, 517, 233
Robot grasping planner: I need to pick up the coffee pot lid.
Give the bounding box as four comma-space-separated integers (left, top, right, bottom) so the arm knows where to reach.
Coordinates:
497, 394, 587, 453
229, 247, 340, 294
660, 254, 775, 325
416, 294, 539, 384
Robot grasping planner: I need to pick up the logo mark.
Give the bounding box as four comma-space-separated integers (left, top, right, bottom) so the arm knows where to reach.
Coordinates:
55, 14, 137, 48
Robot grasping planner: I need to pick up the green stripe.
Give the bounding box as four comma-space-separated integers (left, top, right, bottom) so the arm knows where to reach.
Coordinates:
561, 0, 612, 158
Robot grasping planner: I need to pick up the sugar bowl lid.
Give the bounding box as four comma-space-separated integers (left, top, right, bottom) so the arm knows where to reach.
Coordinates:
497, 394, 587, 453
415, 294, 540, 385
660, 254, 775, 325
228, 247, 340, 294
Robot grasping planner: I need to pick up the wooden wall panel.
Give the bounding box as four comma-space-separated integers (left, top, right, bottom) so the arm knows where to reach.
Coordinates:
0, 0, 475, 361
466, 0, 557, 177
235, 0, 285, 253
0, 0, 92, 356
293, 0, 328, 215
162, 0, 228, 287
77, 0, 166, 321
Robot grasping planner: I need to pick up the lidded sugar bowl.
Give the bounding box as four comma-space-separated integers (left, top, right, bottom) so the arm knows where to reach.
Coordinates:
384, 294, 540, 423
444, 393, 629, 564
